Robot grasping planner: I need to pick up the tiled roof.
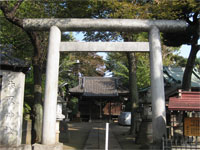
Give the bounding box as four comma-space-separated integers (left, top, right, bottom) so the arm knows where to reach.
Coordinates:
163, 66, 200, 88
168, 91, 200, 111
70, 77, 129, 97
0, 53, 30, 73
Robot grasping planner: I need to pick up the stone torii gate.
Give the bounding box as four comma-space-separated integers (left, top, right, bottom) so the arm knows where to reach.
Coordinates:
23, 19, 187, 149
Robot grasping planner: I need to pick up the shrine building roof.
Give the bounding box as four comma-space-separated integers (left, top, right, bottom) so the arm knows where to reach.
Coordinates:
69, 77, 129, 97
168, 91, 200, 111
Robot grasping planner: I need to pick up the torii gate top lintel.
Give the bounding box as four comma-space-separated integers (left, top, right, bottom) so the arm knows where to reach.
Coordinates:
23, 18, 187, 32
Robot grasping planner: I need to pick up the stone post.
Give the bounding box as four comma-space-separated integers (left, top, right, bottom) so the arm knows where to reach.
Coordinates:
149, 26, 167, 145
0, 71, 25, 146
42, 26, 61, 145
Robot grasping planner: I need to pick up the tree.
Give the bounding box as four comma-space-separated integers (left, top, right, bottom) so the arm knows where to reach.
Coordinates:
59, 52, 105, 87
171, 55, 187, 67
149, 0, 200, 90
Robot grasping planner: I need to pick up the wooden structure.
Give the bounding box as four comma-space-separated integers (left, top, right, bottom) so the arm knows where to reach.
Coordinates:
168, 90, 200, 145
70, 77, 129, 121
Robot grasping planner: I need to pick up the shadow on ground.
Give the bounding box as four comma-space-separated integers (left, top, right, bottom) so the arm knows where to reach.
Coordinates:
60, 121, 150, 150
60, 122, 93, 150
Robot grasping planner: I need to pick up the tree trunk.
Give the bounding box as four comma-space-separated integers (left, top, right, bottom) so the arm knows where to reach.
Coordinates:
182, 45, 199, 91
26, 31, 45, 143
182, 22, 199, 91
32, 64, 43, 143
30, 31, 45, 143
127, 52, 139, 135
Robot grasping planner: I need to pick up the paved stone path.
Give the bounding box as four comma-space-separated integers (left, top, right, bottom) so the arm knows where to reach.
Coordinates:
84, 122, 121, 150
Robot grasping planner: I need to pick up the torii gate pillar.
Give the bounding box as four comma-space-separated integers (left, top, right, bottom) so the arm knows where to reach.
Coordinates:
42, 26, 61, 145
149, 26, 166, 145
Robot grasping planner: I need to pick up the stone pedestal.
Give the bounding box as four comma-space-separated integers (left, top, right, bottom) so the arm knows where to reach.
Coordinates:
32, 143, 63, 150
0, 70, 25, 146
0, 144, 32, 150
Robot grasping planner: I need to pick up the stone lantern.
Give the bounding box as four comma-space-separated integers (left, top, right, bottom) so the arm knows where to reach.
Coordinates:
136, 88, 153, 145
56, 96, 65, 142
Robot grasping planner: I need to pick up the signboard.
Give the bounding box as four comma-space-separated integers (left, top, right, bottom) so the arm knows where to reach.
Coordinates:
184, 117, 200, 136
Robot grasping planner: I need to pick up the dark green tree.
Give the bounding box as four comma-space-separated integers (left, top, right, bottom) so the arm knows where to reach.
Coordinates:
150, 0, 200, 90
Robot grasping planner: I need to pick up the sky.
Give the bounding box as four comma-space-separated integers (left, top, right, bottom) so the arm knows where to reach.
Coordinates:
73, 32, 200, 60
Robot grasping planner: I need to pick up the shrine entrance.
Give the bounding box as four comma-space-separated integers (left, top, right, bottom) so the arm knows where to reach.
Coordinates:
23, 18, 188, 148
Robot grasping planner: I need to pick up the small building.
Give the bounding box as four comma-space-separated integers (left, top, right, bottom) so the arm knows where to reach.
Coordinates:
163, 67, 200, 133
163, 67, 200, 148
69, 77, 129, 121
165, 90, 200, 148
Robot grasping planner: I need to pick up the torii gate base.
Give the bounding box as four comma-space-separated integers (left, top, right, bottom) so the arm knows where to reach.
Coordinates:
23, 18, 188, 150
32, 143, 63, 150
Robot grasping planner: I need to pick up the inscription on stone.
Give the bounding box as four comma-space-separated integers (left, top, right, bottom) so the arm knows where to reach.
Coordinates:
0, 70, 25, 146
8, 80, 16, 89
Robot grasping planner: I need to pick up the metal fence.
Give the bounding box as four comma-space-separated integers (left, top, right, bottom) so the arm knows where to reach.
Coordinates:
162, 136, 200, 150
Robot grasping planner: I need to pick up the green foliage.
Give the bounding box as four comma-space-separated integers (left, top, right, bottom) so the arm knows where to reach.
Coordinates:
112, 61, 129, 86
161, 45, 181, 66
170, 55, 187, 67
68, 97, 79, 116
136, 53, 150, 88
106, 52, 151, 89
149, 0, 200, 46
59, 54, 79, 89
0, 16, 33, 61
23, 102, 31, 119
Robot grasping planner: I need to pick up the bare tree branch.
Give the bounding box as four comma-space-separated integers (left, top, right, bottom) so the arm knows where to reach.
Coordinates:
11, 0, 24, 15
0, 0, 24, 28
